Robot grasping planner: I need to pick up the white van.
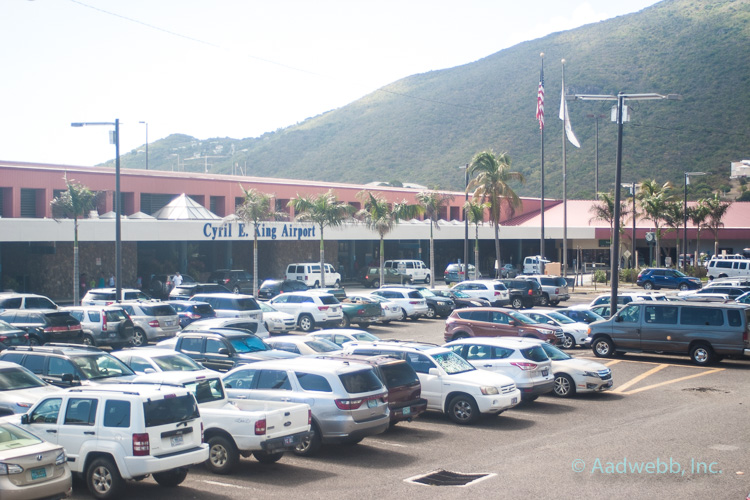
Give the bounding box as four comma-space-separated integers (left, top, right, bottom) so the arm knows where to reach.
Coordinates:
706, 257, 750, 280
523, 256, 549, 275
383, 260, 431, 284
285, 263, 342, 288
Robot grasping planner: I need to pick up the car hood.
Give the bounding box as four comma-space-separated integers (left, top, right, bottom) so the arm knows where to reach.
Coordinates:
0, 385, 59, 406
552, 358, 608, 372
264, 311, 296, 321
441, 368, 516, 387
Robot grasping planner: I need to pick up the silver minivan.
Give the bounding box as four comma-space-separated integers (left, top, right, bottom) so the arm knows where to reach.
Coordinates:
588, 301, 750, 366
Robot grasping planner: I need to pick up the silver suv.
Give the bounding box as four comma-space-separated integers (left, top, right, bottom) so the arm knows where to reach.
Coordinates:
119, 302, 180, 346
519, 275, 570, 306
61, 306, 135, 349
222, 357, 390, 456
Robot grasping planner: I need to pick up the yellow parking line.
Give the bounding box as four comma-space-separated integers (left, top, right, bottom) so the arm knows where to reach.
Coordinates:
604, 360, 622, 367
622, 368, 724, 395
612, 364, 668, 394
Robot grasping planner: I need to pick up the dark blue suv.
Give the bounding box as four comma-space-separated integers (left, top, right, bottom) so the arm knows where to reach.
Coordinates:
636, 268, 702, 291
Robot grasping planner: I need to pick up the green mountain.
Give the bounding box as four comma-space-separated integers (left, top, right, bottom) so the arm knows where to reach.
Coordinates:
114, 0, 750, 199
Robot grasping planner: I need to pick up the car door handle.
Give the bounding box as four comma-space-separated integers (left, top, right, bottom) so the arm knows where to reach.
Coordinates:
280, 398, 291, 402
483, 364, 493, 368
234, 395, 247, 399
84, 431, 95, 435
46, 430, 57, 434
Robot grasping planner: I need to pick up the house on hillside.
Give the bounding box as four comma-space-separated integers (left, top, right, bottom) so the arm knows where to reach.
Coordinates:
730, 160, 750, 179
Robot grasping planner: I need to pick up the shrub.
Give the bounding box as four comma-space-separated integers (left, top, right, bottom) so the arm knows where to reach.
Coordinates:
619, 268, 639, 283
594, 270, 608, 283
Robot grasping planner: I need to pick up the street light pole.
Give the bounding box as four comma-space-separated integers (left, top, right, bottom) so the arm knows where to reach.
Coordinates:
139, 121, 148, 170
683, 172, 706, 272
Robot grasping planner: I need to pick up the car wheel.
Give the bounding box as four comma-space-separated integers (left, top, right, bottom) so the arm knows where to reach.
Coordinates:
82, 334, 97, 347
539, 294, 550, 307
561, 333, 576, 349
298, 314, 315, 332
29, 336, 41, 346
372, 279, 381, 288
553, 373, 576, 397
424, 274, 431, 284
398, 308, 408, 321
86, 457, 123, 499
425, 306, 436, 319
592, 336, 616, 358
152, 467, 188, 487
233, 286, 240, 294
313, 281, 320, 289
511, 297, 524, 309
334, 280, 341, 288
446, 394, 479, 425
131, 328, 146, 347
293, 422, 322, 457
253, 451, 284, 464
451, 332, 469, 341
206, 436, 239, 475
339, 314, 351, 328
679, 283, 689, 291
643, 281, 653, 290
690, 343, 716, 366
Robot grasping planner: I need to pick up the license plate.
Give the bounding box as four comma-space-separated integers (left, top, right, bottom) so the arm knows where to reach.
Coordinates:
402, 406, 411, 416
511, 397, 518, 405
165, 321, 174, 326
367, 399, 378, 408
284, 435, 294, 446
170, 435, 183, 447
31, 467, 46, 480
542, 368, 549, 377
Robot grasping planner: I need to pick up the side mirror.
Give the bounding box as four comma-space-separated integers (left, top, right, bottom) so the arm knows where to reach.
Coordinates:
548, 320, 555, 325
144, 368, 156, 374
428, 368, 439, 376
218, 347, 230, 355
21, 414, 29, 424
508, 320, 516, 326
614, 316, 623, 322
62, 373, 74, 383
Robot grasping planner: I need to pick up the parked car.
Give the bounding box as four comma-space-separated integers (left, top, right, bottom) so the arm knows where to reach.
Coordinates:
119, 301, 180, 347
181, 316, 269, 339
370, 287, 428, 321
445, 337, 555, 402
0, 310, 84, 346
61, 305, 135, 349
81, 288, 153, 305
341, 341, 521, 425
0, 293, 58, 312
285, 263, 342, 288
307, 329, 381, 347
518, 275, 570, 306
149, 273, 196, 299
268, 291, 344, 332
258, 301, 297, 334
351, 293, 402, 323
430, 289, 491, 309
189, 293, 262, 322
532, 339, 613, 397
0, 320, 29, 351
383, 259, 431, 284
408, 286, 455, 319
588, 292, 666, 308
222, 357, 390, 456
167, 300, 217, 328
264, 335, 342, 356
451, 280, 510, 307
358, 266, 403, 288
556, 308, 606, 325
0, 361, 58, 416
0, 344, 136, 388
0, 421, 72, 500
444, 307, 563, 344
523, 310, 589, 349
15, 384, 208, 498
113, 348, 206, 374
208, 269, 255, 294
257, 279, 309, 300
168, 283, 231, 300
443, 263, 482, 284
588, 304, 625, 319
636, 268, 702, 291
337, 293, 383, 328
499, 264, 518, 278
682, 286, 750, 301
498, 278, 544, 309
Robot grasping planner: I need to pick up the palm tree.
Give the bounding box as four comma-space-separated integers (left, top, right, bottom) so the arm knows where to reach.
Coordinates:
465, 199, 488, 279
289, 190, 355, 287
702, 193, 732, 257
637, 180, 674, 266
416, 190, 454, 284
467, 150, 524, 277
50, 175, 100, 305
688, 201, 711, 265
236, 187, 284, 297
356, 191, 423, 285
589, 191, 630, 267
661, 200, 684, 267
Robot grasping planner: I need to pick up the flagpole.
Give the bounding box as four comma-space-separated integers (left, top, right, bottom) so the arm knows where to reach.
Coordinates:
561, 59, 568, 278
539, 53, 545, 263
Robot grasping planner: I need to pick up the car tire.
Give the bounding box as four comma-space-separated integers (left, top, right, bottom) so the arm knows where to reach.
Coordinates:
86, 457, 123, 500
233, 286, 240, 294
451, 332, 470, 341
425, 306, 436, 319
131, 328, 147, 347
298, 314, 315, 332
253, 451, 284, 464
372, 280, 380, 288
561, 333, 576, 349
679, 283, 689, 291
398, 308, 408, 321
446, 394, 479, 425
424, 274, 431, 284
152, 467, 188, 487
690, 343, 716, 366
643, 281, 653, 290
82, 334, 97, 347
29, 336, 41, 346
334, 280, 341, 288
592, 336, 616, 358
539, 294, 550, 307
339, 315, 351, 328
293, 422, 322, 457
511, 297, 524, 309
313, 281, 320, 289
553, 373, 576, 397
206, 436, 240, 475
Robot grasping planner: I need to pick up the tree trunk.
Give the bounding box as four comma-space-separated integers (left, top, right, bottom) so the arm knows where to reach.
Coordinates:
73, 216, 79, 306
253, 225, 259, 297
379, 235, 385, 286
429, 223, 434, 285
655, 225, 661, 267
494, 224, 501, 278
474, 224, 480, 280
320, 226, 326, 287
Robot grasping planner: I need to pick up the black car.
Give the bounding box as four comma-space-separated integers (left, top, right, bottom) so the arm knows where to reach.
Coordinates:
167, 300, 217, 328
0, 320, 29, 351
0, 310, 84, 345
408, 286, 455, 319
208, 269, 254, 294
0, 344, 136, 387
168, 283, 231, 300
430, 289, 491, 309
498, 278, 543, 309
257, 279, 309, 300
636, 268, 702, 291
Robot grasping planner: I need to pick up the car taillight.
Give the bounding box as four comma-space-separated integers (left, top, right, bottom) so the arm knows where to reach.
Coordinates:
132, 433, 150, 456
318, 306, 329, 311
554, 288, 560, 294
222, 278, 230, 284
45, 326, 69, 332
187, 312, 201, 319
308, 409, 312, 425
255, 419, 267, 435
494, 291, 501, 296
201, 422, 204, 442
105, 301, 114, 306
409, 301, 420, 305
335, 398, 364, 410
148, 320, 159, 327
510, 361, 538, 371
0, 336, 6, 343
102, 314, 108, 332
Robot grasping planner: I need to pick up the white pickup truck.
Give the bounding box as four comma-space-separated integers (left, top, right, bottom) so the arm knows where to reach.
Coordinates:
135, 371, 311, 474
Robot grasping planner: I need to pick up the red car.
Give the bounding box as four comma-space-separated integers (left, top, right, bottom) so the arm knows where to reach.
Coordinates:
444, 307, 563, 344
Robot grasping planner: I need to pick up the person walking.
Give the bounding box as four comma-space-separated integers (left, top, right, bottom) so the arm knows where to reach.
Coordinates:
173, 271, 183, 287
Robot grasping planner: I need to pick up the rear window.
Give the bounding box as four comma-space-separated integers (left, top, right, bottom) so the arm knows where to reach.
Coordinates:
520, 346, 549, 362
44, 312, 79, 327
143, 394, 200, 427
541, 277, 567, 287
318, 295, 339, 305
105, 309, 129, 322
680, 307, 724, 326
87, 292, 114, 301
142, 304, 177, 316
192, 304, 215, 315
493, 283, 508, 291
406, 291, 423, 299
235, 298, 260, 311
184, 378, 225, 404
379, 362, 418, 388
339, 369, 383, 394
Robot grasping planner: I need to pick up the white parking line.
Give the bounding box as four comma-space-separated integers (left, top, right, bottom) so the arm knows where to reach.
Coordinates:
366, 439, 407, 448
202, 480, 250, 489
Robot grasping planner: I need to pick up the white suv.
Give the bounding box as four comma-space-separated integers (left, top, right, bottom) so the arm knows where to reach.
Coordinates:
81, 288, 153, 306
371, 288, 429, 321
342, 341, 520, 425
268, 291, 344, 332
285, 263, 342, 288
383, 260, 431, 284
451, 280, 510, 307
14, 384, 209, 498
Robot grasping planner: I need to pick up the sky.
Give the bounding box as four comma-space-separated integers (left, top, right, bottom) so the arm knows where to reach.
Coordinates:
2, 0, 662, 167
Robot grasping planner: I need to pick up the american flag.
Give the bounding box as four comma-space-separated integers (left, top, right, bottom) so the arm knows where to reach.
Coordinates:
536, 67, 545, 130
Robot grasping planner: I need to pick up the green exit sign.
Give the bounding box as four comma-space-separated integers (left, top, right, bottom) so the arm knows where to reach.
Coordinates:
598, 239, 611, 247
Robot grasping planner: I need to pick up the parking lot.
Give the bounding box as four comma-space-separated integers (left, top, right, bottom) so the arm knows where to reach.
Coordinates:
63, 285, 750, 500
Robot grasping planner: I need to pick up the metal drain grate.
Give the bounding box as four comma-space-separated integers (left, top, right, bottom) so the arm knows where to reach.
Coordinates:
405, 469, 494, 487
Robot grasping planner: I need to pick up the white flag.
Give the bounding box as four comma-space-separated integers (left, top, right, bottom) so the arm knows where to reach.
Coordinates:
559, 86, 581, 148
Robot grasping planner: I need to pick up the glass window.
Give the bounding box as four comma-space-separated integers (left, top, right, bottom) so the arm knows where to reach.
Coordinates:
87, 311, 101, 322
185, 378, 225, 404
379, 363, 418, 388
681, 307, 724, 326
296, 372, 332, 392
339, 369, 382, 393
152, 353, 203, 372
618, 305, 640, 323
64, 398, 98, 426
103, 400, 130, 428
143, 394, 199, 427
0, 298, 22, 309
256, 370, 292, 390
470, 310, 491, 322
22, 355, 45, 375
465, 345, 492, 360
405, 352, 436, 374
520, 346, 549, 362
70, 354, 134, 380
181, 337, 204, 353
223, 369, 257, 389
26, 297, 57, 309
205, 338, 227, 355
30, 398, 62, 424
491, 311, 510, 325
128, 357, 154, 373
645, 306, 679, 324
431, 351, 474, 374
727, 310, 742, 327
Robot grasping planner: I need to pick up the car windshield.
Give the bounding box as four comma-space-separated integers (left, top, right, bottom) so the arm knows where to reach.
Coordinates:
72, 354, 135, 379
508, 311, 538, 324
540, 342, 571, 361
0, 320, 19, 332
431, 351, 475, 374
235, 298, 260, 311
0, 422, 42, 450
259, 302, 277, 313
547, 312, 575, 324
0, 366, 47, 390
351, 332, 380, 342
304, 339, 340, 352
153, 353, 203, 371
418, 289, 436, 297
451, 291, 470, 298
230, 336, 269, 353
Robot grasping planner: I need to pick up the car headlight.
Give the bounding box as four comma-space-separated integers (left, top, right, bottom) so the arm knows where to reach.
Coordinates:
582, 371, 598, 378
480, 386, 499, 395
55, 449, 67, 465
